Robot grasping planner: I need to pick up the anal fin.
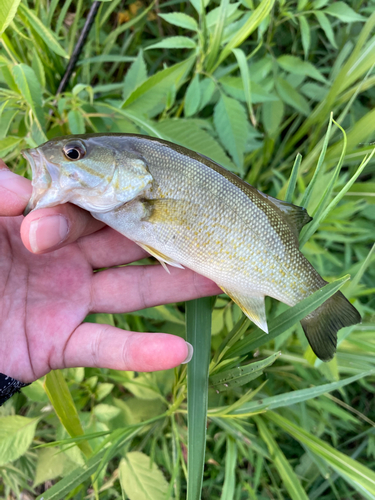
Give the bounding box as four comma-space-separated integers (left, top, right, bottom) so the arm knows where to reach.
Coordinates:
220, 286, 268, 333
137, 242, 184, 274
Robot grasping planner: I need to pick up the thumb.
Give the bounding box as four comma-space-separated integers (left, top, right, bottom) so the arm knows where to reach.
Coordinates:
0, 161, 32, 216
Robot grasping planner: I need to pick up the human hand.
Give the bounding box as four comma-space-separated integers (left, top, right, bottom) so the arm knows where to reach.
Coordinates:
0, 160, 220, 383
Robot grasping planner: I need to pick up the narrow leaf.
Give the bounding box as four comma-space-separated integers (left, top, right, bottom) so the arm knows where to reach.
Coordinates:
210, 352, 280, 391
146, 36, 197, 50
255, 417, 309, 500
299, 15, 311, 58
18, 3, 68, 58
67, 110, 85, 134
0, 0, 22, 35
276, 77, 310, 115
12, 63, 45, 131
324, 2, 366, 23
232, 369, 375, 415
277, 55, 327, 83
44, 370, 92, 458
267, 412, 375, 495
159, 12, 198, 31
186, 298, 212, 500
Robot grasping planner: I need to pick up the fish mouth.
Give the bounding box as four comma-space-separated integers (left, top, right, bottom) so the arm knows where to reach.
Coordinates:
22, 148, 54, 216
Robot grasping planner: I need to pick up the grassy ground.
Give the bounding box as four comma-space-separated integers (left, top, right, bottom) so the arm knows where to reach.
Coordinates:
0, 1, 375, 499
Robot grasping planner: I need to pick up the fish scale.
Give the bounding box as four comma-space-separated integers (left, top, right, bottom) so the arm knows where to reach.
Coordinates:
22, 133, 361, 361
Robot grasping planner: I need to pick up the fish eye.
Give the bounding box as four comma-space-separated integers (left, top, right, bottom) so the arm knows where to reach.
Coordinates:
63, 142, 86, 161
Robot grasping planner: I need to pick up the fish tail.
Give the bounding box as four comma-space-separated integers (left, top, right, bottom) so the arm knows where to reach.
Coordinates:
300, 291, 361, 361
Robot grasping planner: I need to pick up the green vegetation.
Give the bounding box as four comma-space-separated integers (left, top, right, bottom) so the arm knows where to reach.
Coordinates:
1, 0, 375, 498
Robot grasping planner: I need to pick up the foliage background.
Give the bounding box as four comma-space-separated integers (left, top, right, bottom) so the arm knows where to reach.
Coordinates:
0, 0, 375, 499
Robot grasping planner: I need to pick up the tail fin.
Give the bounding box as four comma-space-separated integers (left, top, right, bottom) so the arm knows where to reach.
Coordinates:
301, 291, 361, 361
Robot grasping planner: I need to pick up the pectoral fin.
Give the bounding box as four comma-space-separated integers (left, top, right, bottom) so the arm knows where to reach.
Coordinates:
220, 287, 268, 333
137, 243, 184, 274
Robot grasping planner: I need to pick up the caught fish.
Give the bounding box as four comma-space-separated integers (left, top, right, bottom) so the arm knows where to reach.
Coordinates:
22, 134, 361, 361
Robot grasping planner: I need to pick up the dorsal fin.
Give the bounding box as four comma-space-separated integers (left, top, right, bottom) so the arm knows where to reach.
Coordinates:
258, 192, 312, 240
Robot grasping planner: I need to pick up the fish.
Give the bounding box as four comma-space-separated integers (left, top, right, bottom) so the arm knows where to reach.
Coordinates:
22, 133, 361, 361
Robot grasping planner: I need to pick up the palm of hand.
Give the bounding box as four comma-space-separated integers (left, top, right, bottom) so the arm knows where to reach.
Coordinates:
1, 215, 91, 382
0, 165, 220, 384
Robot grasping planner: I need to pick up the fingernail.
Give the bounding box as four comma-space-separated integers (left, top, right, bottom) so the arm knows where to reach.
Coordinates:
181, 342, 194, 364
29, 215, 69, 253
0, 170, 32, 202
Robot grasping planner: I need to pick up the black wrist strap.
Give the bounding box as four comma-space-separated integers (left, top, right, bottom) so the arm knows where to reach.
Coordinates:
0, 373, 30, 405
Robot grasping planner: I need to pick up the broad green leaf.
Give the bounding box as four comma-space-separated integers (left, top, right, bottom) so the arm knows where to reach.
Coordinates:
12, 63, 45, 131
199, 78, 216, 109
220, 75, 279, 103
324, 2, 366, 23
227, 275, 350, 358
299, 15, 311, 58
18, 3, 68, 58
0, 416, 39, 466
44, 370, 92, 459
33, 447, 76, 487
315, 11, 337, 48
155, 118, 237, 171
93, 404, 121, 422
262, 100, 284, 136
255, 417, 309, 500
123, 56, 195, 117
68, 110, 85, 134
277, 55, 327, 83
0, 0, 22, 35
210, 352, 280, 391
185, 74, 201, 117
123, 50, 147, 101
0, 136, 22, 157
159, 12, 198, 31
276, 77, 310, 115
146, 36, 197, 51
215, 0, 276, 69
214, 94, 248, 171
187, 298, 212, 500
267, 412, 375, 496
232, 370, 375, 415
119, 452, 168, 500
35, 427, 141, 500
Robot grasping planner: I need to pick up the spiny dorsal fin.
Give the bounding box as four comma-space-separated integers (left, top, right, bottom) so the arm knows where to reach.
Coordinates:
258, 192, 312, 239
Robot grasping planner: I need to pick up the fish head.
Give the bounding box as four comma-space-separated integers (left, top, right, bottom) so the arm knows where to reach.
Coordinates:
22, 135, 153, 215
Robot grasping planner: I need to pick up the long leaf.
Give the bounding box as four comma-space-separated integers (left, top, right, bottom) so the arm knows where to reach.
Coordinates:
44, 370, 92, 459
231, 369, 375, 415
186, 297, 212, 500
255, 416, 309, 500
267, 412, 375, 496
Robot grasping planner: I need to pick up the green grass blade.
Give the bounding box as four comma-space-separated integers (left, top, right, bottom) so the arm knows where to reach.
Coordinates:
284, 152, 302, 203
255, 416, 309, 500
267, 412, 375, 496
210, 352, 280, 392
186, 297, 212, 500
299, 113, 333, 209
227, 275, 350, 358
220, 436, 237, 500
205, 0, 229, 73
300, 147, 375, 247
44, 370, 92, 459
214, 0, 275, 71
231, 369, 375, 415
